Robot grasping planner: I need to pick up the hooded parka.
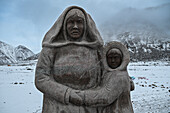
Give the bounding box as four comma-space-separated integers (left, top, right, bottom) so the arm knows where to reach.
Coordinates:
35, 6, 103, 113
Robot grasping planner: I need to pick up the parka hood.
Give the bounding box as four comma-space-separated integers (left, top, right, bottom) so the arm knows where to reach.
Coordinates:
103, 41, 130, 71
42, 6, 103, 49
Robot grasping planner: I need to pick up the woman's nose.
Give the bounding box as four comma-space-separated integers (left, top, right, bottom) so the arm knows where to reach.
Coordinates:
73, 22, 78, 29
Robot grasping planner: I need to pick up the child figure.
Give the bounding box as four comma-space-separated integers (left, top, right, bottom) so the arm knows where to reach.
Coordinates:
105, 43, 134, 92
69, 41, 134, 113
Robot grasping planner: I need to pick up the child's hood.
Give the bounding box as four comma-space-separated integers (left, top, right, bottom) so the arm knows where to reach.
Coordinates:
103, 41, 130, 72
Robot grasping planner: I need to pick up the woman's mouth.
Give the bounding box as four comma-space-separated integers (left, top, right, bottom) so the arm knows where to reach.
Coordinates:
71, 30, 79, 35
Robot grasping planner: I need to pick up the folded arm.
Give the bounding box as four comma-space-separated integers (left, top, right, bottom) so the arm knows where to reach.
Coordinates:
83, 72, 129, 107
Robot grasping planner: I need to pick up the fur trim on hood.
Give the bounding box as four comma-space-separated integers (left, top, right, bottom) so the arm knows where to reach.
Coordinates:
103, 41, 130, 71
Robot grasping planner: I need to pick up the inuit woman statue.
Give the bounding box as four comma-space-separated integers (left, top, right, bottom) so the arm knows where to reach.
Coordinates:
35, 6, 104, 113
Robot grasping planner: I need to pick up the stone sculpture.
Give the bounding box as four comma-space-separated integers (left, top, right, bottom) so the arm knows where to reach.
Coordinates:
35, 6, 134, 113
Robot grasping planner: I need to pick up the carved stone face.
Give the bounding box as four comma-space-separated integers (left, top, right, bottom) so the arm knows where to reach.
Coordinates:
66, 15, 84, 39
107, 48, 122, 69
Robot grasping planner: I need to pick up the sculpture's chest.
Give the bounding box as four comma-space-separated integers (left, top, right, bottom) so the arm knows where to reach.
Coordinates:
53, 45, 101, 89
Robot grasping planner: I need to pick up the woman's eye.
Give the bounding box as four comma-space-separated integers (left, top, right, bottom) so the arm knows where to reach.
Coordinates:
77, 19, 83, 23
68, 20, 74, 24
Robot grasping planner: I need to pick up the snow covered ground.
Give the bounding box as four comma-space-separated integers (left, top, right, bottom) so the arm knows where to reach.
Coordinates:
128, 61, 170, 113
0, 61, 169, 113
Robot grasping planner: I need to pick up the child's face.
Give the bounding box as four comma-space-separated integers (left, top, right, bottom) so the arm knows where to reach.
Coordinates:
106, 48, 122, 69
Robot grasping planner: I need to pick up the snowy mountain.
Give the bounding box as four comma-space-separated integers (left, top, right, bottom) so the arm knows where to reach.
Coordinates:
0, 41, 17, 64
100, 4, 170, 41
100, 3, 170, 61
115, 32, 170, 61
0, 41, 34, 65
15, 45, 34, 61
25, 53, 40, 60
100, 4, 170, 42
0, 49, 15, 65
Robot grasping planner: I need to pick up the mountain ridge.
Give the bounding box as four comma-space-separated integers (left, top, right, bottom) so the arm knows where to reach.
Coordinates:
100, 3, 170, 42
0, 41, 35, 65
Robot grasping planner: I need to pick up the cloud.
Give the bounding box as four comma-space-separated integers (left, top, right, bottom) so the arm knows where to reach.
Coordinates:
0, 0, 170, 53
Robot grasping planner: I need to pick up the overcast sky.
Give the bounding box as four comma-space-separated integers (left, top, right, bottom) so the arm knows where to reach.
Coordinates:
0, 0, 170, 53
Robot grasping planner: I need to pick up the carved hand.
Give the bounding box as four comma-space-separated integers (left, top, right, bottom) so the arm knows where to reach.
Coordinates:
69, 90, 84, 106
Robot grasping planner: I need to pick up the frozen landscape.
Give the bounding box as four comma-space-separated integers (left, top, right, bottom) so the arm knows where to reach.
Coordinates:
0, 60, 169, 113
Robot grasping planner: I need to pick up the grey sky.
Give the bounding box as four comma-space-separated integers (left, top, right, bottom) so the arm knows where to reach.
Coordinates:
0, 0, 170, 53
